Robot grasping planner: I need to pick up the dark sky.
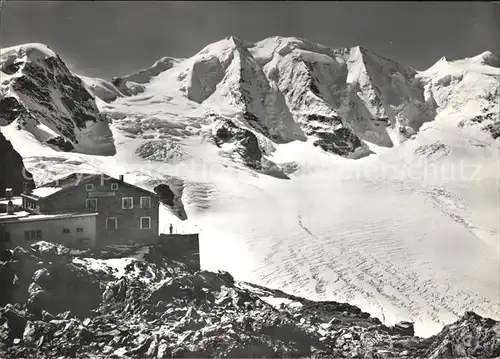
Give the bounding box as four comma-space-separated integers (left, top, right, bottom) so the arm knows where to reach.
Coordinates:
1, 1, 499, 79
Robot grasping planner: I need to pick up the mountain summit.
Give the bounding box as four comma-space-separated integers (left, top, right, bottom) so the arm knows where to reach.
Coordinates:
0, 43, 115, 155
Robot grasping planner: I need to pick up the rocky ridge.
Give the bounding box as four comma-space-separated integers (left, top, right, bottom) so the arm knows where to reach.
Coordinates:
0, 241, 498, 358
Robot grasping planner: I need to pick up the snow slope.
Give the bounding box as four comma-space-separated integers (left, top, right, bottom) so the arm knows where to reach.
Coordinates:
1, 37, 499, 337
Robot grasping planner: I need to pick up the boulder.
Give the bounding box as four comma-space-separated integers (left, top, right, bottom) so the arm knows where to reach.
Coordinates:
0, 305, 27, 341
46, 136, 74, 152
32, 268, 52, 288
425, 311, 500, 358
392, 321, 415, 336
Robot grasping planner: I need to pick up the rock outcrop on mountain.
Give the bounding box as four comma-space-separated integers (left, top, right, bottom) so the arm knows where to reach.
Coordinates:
0, 44, 115, 155
211, 113, 263, 169
181, 37, 305, 144
0, 241, 498, 359
0, 132, 34, 195
153, 182, 188, 220
423, 311, 500, 358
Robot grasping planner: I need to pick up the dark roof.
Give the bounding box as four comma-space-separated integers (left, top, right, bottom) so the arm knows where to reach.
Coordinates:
37, 173, 99, 191
28, 172, 157, 200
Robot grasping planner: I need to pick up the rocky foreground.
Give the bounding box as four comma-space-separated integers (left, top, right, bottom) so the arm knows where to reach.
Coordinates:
0, 242, 498, 358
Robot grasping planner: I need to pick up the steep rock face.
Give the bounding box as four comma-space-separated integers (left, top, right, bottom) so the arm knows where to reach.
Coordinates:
253, 39, 435, 150
341, 47, 435, 145
0, 44, 115, 155
0, 97, 27, 124
254, 38, 372, 157
257, 37, 345, 127
0, 132, 34, 195
210, 113, 263, 169
182, 37, 237, 103
183, 37, 305, 144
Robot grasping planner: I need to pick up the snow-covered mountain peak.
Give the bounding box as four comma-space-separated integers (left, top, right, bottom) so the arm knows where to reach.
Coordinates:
194, 37, 244, 64
423, 51, 500, 77
122, 56, 182, 84
249, 36, 336, 66
468, 50, 500, 67
0, 43, 57, 65
0, 42, 115, 155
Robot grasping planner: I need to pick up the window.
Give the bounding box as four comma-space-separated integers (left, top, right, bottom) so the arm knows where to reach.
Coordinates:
24, 230, 41, 240
86, 184, 94, 191
140, 217, 151, 229
140, 196, 151, 208
76, 228, 84, 233
62, 228, 71, 234
106, 217, 117, 230
122, 197, 133, 209
86, 199, 98, 211
111, 183, 119, 191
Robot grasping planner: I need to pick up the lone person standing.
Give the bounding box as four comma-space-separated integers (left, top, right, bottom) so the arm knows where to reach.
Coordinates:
169, 224, 173, 234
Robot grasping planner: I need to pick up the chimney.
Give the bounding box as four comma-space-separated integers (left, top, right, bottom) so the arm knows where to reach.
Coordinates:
6, 201, 14, 215
119, 175, 124, 182
5, 188, 13, 200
